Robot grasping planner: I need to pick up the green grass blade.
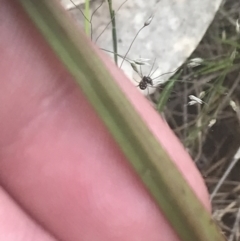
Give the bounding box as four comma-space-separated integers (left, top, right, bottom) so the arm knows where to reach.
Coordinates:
84, 0, 90, 36
19, 1, 226, 241
157, 71, 182, 112
107, 0, 118, 65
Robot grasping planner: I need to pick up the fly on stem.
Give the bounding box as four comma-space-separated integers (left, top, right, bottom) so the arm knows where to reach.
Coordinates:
63, 0, 167, 96
131, 57, 182, 96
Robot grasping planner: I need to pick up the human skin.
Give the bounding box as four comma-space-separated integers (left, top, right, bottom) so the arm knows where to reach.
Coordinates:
0, 1, 210, 241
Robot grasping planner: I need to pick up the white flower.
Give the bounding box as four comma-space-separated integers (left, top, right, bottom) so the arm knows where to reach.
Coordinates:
144, 15, 154, 26
229, 100, 238, 112
133, 58, 151, 66
208, 119, 216, 128
188, 93, 206, 105
187, 58, 204, 68
236, 19, 240, 34
230, 49, 238, 61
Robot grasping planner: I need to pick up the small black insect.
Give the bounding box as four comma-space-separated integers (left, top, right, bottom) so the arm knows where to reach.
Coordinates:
133, 58, 164, 92
139, 76, 153, 90
133, 59, 180, 93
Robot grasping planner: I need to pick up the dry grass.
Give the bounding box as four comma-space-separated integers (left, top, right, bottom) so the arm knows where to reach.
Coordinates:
156, 1, 240, 239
